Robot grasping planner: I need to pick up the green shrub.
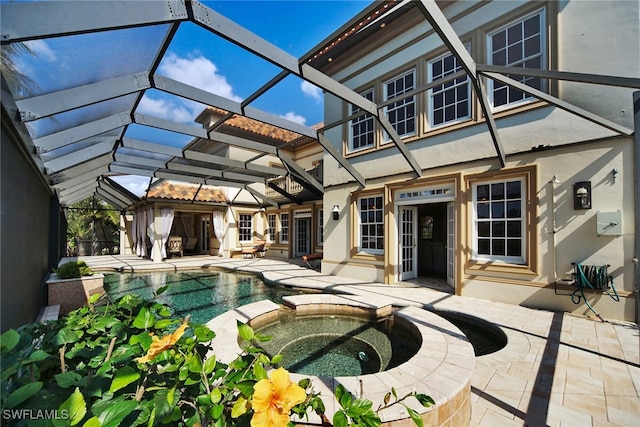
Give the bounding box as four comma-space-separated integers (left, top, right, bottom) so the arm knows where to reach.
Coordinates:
0, 294, 433, 426
54, 260, 93, 279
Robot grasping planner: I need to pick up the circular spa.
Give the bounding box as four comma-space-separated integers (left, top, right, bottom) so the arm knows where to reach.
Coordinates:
249, 308, 421, 377
206, 294, 475, 426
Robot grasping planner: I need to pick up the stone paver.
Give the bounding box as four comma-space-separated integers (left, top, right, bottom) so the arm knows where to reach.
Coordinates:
73, 255, 640, 426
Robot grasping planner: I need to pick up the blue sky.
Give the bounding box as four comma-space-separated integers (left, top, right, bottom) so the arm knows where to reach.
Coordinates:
16, 0, 372, 195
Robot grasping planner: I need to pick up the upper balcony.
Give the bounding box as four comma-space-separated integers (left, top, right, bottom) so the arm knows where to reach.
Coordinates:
265, 162, 323, 204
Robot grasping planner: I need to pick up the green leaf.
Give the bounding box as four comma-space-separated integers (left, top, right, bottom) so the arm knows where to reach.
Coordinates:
155, 285, 169, 296
271, 354, 283, 365
97, 399, 138, 427
253, 362, 267, 380
346, 398, 373, 417
4, 382, 43, 408
231, 396, 248, 418
391, 387, 398, 399
203, 355, 217, 375
0, 329, 20, 352
414, 393, 435, 407
337, 385, 353, 410
194, 325, 215, 342
154, 319, 175, 330
55, 372, 84, 389
333, 410, 348, 427
236, 380, 256, 398
405, 406, 424, 427
153, 387, 177, 421
236, 321, 254, 342
132, 307, 155, 329
59, 387, 87, 426
109, 366, 140, 393
83, 416, 102, 427
88, 293, 102, 305
209, 404, 224, 420
298, 378, 311, 389
209, 388, 222, 405
383, 392, 391, 405
26, 349, 50, 363
55, 328, 81, 345
187, 353, 203, 373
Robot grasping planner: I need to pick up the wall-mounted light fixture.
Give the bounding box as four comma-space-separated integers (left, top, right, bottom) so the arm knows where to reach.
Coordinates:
612, 168, 618, 183
332, 205, 340, 220
573, 181, 591, 210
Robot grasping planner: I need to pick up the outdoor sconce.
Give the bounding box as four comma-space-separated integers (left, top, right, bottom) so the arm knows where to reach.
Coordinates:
332, 205, 340, 220
573, 181, 591, 210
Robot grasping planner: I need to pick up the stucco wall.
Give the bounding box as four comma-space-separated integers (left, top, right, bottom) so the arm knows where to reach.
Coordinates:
1, 120, 56, 332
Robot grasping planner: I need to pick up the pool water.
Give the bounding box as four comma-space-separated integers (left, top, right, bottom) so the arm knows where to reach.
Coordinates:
103, 270, 301, 325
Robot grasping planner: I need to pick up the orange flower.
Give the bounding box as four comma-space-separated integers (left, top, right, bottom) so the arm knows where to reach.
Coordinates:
250, 368, 306, 427
135, 319, 189, 363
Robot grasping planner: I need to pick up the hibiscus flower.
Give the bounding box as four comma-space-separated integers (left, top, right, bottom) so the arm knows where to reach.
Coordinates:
251, 367, 307, 427
135, 319, 189, 363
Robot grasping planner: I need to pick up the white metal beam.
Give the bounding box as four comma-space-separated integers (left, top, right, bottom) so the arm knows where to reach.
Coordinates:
376, 113, 423, 177
33, 114, 130, 152
183, 150, 284, 175
50, 154, 113, 183
484, 72, 634, 136
44, 139, 114, 173
243, 185, 279, 208
152, 74, 242, 115
278, 152, 323, 193
133, 113, 208, 139
16, 73, 150, 121
317, 133, 366, 187
207, 131, 278, 155
121, 138, 183, 157
51, 166, 109, 189
0, 1, 187, 43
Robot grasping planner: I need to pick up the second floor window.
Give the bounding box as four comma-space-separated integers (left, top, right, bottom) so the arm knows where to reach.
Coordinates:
488, 9, 545, 108
279, 213, 289, 244
238, 214, 252, 242
383, 70, 416, 139
428, 50, 471, 127
349, 89, 375, 152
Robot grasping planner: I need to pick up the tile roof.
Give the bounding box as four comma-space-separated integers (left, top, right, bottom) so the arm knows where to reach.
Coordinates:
197, 107, 312, 143
145, 180, 228, 203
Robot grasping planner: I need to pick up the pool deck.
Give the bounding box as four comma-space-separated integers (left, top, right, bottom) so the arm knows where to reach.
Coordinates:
72, 254, 640, 427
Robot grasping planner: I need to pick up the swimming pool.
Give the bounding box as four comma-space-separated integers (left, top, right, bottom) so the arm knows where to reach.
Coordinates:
102, 270, 302, 324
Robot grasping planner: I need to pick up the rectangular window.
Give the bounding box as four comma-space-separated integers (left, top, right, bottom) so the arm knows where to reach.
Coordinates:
267, 214, 276, 242
488, 9, 545, 108
428, 49, 471, 127
473, 179, 525, 263
238, 213, 252, 242
349, 89, 375, 152
383, 70, 416, 139
279, 213, 289, 244
358, 195, 384, 254
317, 209, 324, 246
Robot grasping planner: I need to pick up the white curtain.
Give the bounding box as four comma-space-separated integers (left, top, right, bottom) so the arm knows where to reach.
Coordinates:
135, 209, 146, 257
212, 210, 225, 257
160, 207, 174, 259
146, 207, 154, 257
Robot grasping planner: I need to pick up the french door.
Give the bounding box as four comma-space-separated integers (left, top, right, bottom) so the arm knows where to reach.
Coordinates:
446, 202, 455, 286
398, 206, 417, 281
294, 218, 311, 257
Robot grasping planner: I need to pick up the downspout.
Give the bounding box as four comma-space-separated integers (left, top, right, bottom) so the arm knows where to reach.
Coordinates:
633, 91, 640, 324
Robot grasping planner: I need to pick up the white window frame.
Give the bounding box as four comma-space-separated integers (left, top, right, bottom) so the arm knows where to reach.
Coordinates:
472, 178, 526, 264
348, 88, 375, 153
357, 195, 384, 255
428, 46, 471, 129
487, 8, 546, 110
383, 69, 416, 142
238, 213, 253, 243
267, 213, 276, 243
279, 212, 289, 244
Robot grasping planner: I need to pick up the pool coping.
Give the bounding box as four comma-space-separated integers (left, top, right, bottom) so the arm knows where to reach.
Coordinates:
206, 294, 475, 425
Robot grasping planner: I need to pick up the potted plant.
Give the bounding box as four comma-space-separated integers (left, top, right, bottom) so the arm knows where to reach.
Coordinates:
46, 260, 105, 315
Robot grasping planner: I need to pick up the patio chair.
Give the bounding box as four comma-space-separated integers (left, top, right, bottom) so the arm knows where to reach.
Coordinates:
167, 236, 183, 257
242, 241, 266, 258
302, 253, 322, 270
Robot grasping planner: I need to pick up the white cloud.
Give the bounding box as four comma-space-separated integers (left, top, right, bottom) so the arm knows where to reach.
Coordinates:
109, 175, 150, 197
279, 112, 307, 125
159, 53, 242, 102
25, 40, 57, 62
137, 95, 198, 123
301, 81, 322, 102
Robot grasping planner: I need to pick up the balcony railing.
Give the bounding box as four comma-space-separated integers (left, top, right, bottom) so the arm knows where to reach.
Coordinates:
265, 163, 323, 201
